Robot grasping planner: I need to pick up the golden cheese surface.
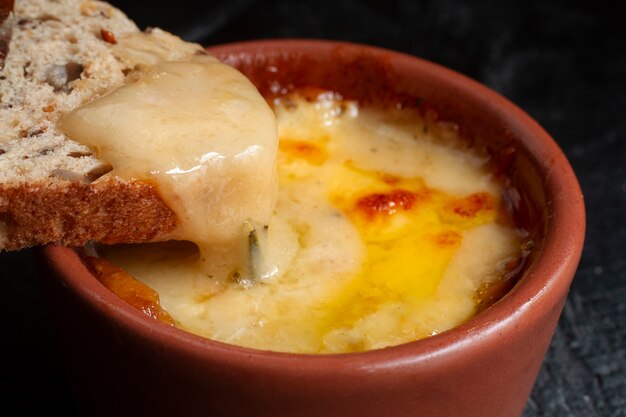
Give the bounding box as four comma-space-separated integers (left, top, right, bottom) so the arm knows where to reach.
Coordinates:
101, 93, 523, 353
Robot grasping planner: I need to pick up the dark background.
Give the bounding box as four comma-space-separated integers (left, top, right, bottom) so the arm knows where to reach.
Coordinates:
1, 1, 624, 416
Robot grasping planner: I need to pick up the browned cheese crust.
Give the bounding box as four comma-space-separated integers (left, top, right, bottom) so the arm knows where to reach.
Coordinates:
0, 178, 177, 250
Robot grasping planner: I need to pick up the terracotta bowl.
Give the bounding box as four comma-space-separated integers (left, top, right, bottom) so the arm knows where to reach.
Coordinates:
40, 40, 585, 417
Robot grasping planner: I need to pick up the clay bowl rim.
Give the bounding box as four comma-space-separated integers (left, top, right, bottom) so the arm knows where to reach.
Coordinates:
42, 39, 585, 375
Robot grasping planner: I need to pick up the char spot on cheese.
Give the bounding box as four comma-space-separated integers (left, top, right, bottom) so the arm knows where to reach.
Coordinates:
85, 255, 175, 326
379, 173, 402, 185
445, 192, 495, 218
279, 140, 329, 165
435, 230, 462, 247
355, 189, 420, 219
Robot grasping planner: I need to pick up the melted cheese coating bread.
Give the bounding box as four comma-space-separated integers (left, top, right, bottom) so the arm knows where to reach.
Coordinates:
61, 31, 277, 281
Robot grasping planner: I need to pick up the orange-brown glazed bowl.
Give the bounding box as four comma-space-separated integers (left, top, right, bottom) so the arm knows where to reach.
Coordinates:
40, 40, 585, 417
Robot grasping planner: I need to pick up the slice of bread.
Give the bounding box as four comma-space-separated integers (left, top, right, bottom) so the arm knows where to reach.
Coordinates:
0, 0, 212, 250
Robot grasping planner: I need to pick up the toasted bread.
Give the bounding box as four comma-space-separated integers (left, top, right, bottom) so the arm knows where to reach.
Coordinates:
0, 0, 219, 250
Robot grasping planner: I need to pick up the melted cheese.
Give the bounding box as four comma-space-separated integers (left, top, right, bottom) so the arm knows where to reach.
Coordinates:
60, 32, 278, 279
100, 94, 523, 354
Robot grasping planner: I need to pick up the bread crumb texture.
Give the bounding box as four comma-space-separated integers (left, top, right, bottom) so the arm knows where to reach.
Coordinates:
1, 0, 138, 179
0, 0, 187, 249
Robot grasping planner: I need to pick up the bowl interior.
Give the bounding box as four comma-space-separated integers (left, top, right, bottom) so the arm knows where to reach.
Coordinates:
46, 40, 585, 364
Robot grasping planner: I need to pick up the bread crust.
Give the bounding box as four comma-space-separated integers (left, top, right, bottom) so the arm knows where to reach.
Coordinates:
0, 177, 177, 250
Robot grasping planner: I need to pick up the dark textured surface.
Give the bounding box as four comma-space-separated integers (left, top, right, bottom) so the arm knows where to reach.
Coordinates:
1, 1, 624, 416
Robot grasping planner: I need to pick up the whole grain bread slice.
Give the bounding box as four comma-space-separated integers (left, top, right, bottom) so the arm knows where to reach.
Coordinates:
0, 0, 214, 250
